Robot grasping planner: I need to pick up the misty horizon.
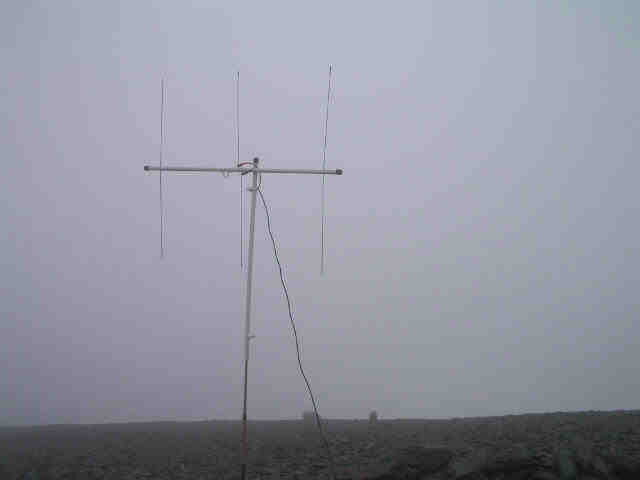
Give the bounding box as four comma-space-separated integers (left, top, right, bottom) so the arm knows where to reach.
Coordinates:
1, 2, 638, 427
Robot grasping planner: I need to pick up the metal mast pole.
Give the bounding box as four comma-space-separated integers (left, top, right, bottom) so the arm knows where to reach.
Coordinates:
240, 158, 259, 480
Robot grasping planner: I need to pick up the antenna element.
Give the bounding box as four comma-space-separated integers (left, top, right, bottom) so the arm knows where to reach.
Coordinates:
321, 65, 333, 274
159, 78, 166, 259
237, 71, 243, 268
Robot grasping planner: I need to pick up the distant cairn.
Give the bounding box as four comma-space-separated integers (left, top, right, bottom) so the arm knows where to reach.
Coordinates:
369, 410, 379, 424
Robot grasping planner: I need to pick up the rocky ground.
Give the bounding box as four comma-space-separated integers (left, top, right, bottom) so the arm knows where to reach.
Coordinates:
1, 410, 639, 479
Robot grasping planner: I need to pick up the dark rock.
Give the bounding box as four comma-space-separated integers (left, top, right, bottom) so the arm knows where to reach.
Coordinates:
569, 436, 594, 472
367, 445, 453, 479
554, 448, 578, 480
529, 471, 560, 480
448, 445, 553, 480
506, 470, 540, 480
395, 445, 453, 472
579, 455, 613, 479
484, 444, 540, 473
604, 454, 640, 479
449, 448, 489, 478
457, 472, 488, 480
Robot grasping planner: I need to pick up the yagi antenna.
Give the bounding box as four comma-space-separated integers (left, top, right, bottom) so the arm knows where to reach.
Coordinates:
144, 69, 343, 480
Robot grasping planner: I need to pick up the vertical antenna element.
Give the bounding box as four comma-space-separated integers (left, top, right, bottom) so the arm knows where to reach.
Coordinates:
237, 71, 243, 269
159, 78, 166, 259
320, 65, 332, 275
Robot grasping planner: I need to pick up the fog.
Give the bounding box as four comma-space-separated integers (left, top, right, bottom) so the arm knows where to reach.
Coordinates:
1, 1, 638, 426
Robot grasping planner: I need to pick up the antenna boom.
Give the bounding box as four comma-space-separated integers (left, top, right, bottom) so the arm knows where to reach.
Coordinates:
144, 165, 343, 175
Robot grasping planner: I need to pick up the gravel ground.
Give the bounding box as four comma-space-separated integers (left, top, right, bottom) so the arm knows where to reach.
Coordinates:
1, 410, 639, 479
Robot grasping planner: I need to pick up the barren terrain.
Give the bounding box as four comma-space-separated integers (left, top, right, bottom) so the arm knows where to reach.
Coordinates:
1, 410, 639, 479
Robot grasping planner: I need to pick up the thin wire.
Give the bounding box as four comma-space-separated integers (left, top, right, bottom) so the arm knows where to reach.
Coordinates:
159, 78, 165, 259
237, 71, 243, 269
257, 185, 336, 480
320, 65, 332, 275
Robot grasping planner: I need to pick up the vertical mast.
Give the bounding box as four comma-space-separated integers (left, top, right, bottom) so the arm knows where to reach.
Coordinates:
240, 157, 259, 480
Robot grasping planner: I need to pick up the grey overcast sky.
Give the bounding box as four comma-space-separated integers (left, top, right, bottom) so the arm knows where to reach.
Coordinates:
1, 1, 638, 426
